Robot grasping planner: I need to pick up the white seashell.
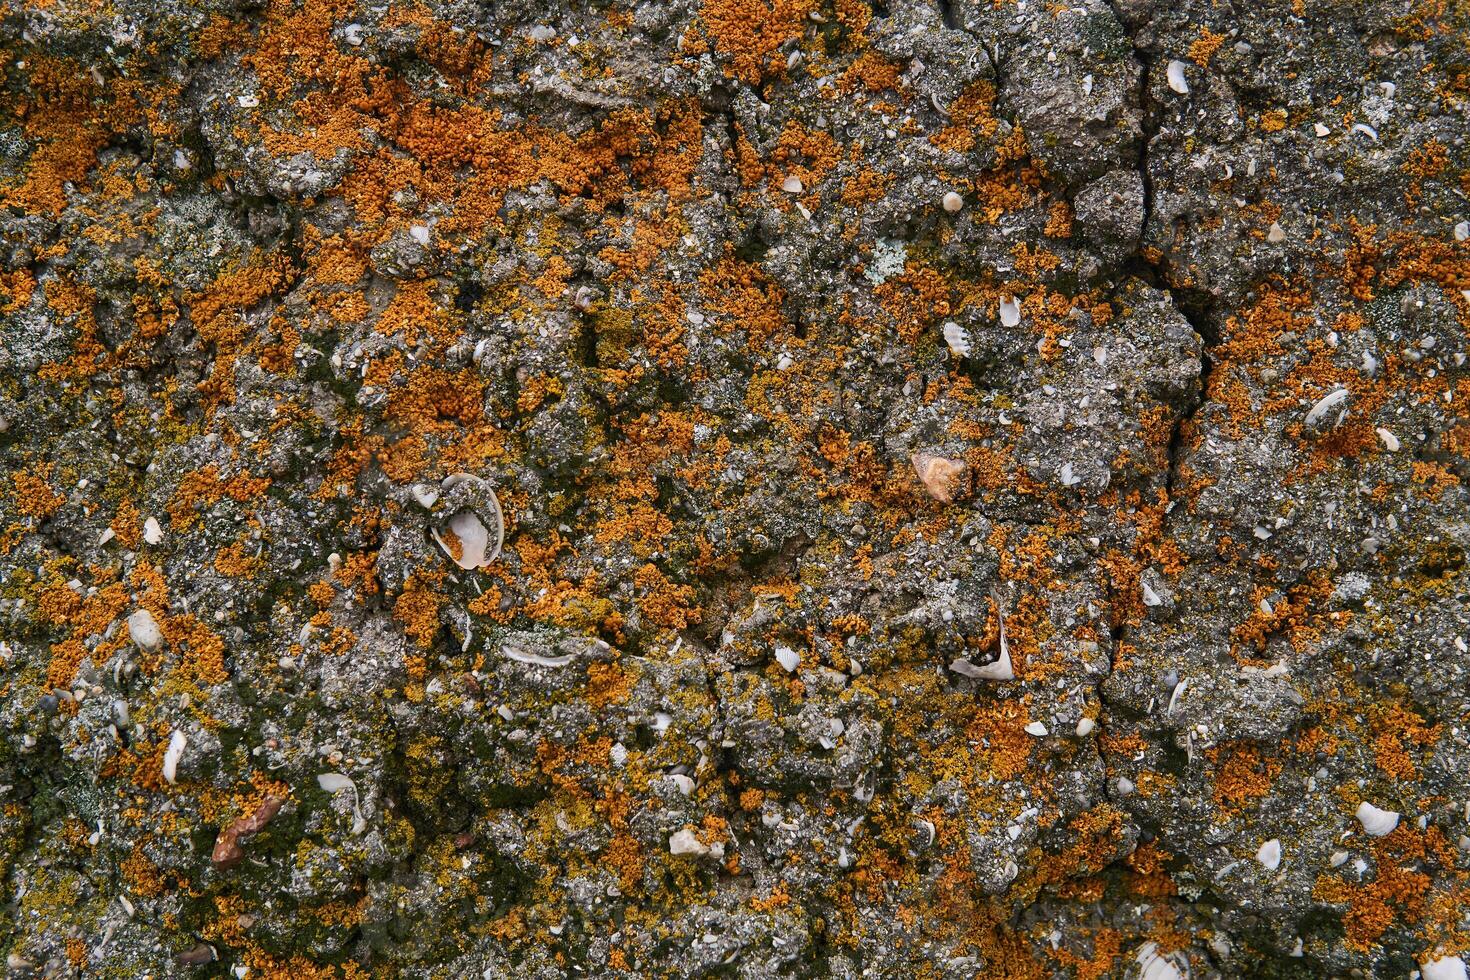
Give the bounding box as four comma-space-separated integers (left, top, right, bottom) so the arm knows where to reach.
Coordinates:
774, 646, 800, 673
1313, 123, 1330, 137
501, 645, 574, 668
1081, 73, 1093, 96
127, 610, 163, 653
668, 828, 709, 856
1166, 61, 1189, 95
941, 191, 964, 213
1024, 721, 1048, 737
1422, 956, 1469, 980
1329, 849, 1350, 867
409, 224, 430, 246
1256, 838, 1282, 870
999, 295, 1021, 328
1075, 717, 1096, 737
237, 94, 259, 108
318, 773, 354, 793
1356, 800, 1400, 837
1376, 427, 1400, 452
942, 321, 972, 357
343, 23, 365, 46
1456, 221, 1469, 242
143, 517, 163, 545
1142, 579, 1163, 607
1135, 940, 1186, 980
162, 730, 187, 785
1304, 386, 1350, 426
1267, 222, 1286, 243
668, 774, 695, 796
1059, 462, 1081, 487
1351, 123, 1378, 141
410, 484, 440, 509
781, 176, 803, 194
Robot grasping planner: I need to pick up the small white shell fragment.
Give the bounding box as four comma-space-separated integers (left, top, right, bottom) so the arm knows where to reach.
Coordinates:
774, 645, 800, 673
668, 828, 709, 856
1351, 123, 1378, 141
1075, 717, 1096, 737
1456, 221, 1470, 242
781, 175, 803, 194
668, 774, 695, 796
941, 191, 964, 213
1166, 60, 1189, 95
127, 610, 164, 653
162, 730, 187, 785
999, 295, 1021, 328
409, 224, 430, 246
1058, 462, 1081, 487
317, 773, 355, 793
1313, 122, 1330, 137
142, 517, 163, 545
343, 23, 365, 45
942, 321, 972, 357
410, 484, 440, 509
1267, 222, 1286, 243
1141, 579, 1163, 607
1376, 427, 1400, 452
1356, 800, 1400, 837
1024, 721, 1049, 737
1329, 849, 1350, 867
1082, 73, 1093, 96
1422, 955, 1469, 980
500, 645, 574, 668
1136, 940, 1185, 980
237, 94, 259, 108
1304, 386, 1350, 426
1256, 838, 1282, 870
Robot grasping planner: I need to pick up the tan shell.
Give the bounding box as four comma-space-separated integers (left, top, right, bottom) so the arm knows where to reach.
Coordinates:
911, 453, 966, 503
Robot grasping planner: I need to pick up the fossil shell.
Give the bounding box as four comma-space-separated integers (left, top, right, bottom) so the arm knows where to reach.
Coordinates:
127, 609, 164, 653
1355, 800, 1399, 837
429, 474, 504, 569
911, 453, 966, 503
1166, 60, 1189, 95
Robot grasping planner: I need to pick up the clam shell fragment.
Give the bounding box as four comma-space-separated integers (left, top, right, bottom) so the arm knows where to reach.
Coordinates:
428, 473, 504, 570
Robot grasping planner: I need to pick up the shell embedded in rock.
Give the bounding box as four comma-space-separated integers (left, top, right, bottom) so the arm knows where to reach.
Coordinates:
1355, 800, 1399, 837
942, 321, 972, 358
911, 453, 966, 503
999, 295, 1022, 328
429, 473, 504, 570
1422, 955, 1469, 980
127, 609, 164, 653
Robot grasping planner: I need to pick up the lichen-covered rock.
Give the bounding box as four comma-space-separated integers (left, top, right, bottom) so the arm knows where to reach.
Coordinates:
1, 1, 1468, 977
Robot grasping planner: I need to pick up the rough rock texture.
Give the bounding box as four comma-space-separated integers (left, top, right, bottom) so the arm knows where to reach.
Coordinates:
1, 1, 1469, 978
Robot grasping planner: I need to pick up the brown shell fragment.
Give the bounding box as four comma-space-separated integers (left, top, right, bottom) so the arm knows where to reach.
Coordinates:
911, 453, 967, 503
211, 794, 286, 871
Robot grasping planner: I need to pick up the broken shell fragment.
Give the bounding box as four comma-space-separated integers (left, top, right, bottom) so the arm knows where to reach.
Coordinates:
127, 609, 164, 653
142, 516, 163, 545
669, 828, 709, 856
911, 453, 966, 503
941, 191, 964, 213
162, 729, 187, 785
999, 295, 1021, 328
1166, 60, 1189, 95
1256, 838, 1282, 870
781, 175, 803, 194
1304, 386, 1350, 427
1356, 801, 1399, 837
211, 794, 286, 870
1075, 717, 1096, 737
1421, 955, 1469, 980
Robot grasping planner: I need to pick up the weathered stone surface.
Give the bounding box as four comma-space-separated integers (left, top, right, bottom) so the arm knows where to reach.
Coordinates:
1, 1, 1468, 977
